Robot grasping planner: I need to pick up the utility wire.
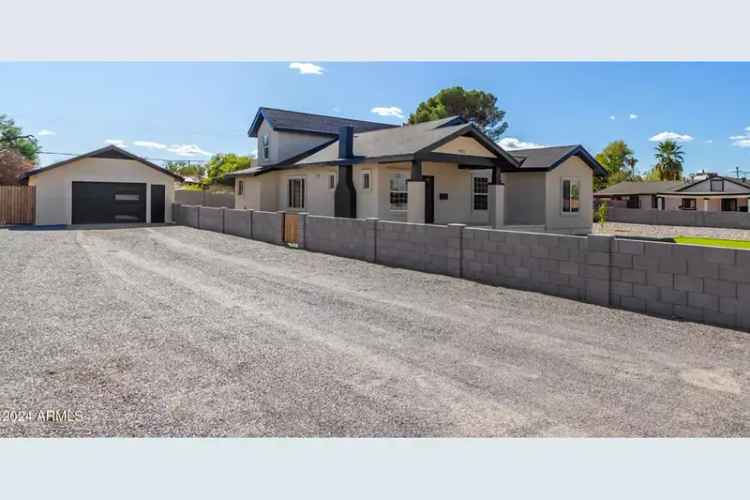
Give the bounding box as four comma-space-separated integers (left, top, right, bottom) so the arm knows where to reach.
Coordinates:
38, 150, 209, 165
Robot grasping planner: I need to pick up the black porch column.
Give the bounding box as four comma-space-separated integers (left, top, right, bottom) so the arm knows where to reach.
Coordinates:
334, 126, 356, 218
410, 159, 423, 181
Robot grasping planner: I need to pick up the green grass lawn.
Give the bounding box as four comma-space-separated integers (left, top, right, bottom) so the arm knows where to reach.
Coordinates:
674, 236, 750, 250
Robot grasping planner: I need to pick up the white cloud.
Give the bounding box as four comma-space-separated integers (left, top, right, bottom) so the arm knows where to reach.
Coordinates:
105, 139, 127, 148
134, 140, 167, 150
629, 113, 639, 120
371, 106, 404, 119
166, 144, 213, 157
729, 126, 750, 147
649, 131, 694, 143
498, 137, 546, 151
705, 139, 713, 144
289, 62, 324, 75
609, 115, 616, 120
37, 129, 56, 136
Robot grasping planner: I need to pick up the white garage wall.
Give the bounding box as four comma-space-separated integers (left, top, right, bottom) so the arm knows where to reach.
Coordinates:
27, 157, 177, 225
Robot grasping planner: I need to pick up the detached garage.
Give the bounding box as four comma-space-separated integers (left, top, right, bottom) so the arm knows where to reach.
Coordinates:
20, 145, 182, 226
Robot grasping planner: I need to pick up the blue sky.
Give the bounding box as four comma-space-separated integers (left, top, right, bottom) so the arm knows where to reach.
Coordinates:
1, 62, 748, 175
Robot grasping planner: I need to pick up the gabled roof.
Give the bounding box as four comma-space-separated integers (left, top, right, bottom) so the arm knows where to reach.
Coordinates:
225, 138, 337, 178
294, 119, 519, 168
673, 175, 750, 193
595, 180, 685, 196
247, 107, 398, 138
509, 145, 608, 177
20, 145, 184, 181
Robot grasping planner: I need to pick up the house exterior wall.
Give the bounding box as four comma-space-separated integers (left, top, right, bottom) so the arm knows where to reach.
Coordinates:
544, 156, 593, 234
503, 171, 546, 225
433, 137, 496, 157
254, 120, 332, 166
27, 157, 176, 225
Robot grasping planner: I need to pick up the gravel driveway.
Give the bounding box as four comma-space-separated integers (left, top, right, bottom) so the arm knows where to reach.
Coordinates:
1, 226, 748, 437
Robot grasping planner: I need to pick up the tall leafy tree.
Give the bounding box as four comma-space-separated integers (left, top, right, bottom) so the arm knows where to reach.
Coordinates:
594, 140, 637, 191
165, 160, 207, 180
0, 114, 40, 162
204, 153, 252, 186
0, 149, 34, 185
408, 86, 508, 140
653, 140, 684, 181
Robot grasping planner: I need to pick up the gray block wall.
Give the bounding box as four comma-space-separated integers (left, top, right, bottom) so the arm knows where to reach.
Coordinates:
175, 204, 200, 228
305, 216, 376, 261
224, 209, 253, 238
609, 238, 750, 329
175, 190, 235, 208
607, 207, 750, 229
376, 221, 463, 277
198, 207, 225, 233
252, 210, 284, 244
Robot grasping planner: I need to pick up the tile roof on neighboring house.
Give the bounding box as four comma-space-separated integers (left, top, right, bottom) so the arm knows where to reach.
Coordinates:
19, 145, 184, 181
247, 107, 398, 137
595, 181, 685, 196
510, 145, 608, 176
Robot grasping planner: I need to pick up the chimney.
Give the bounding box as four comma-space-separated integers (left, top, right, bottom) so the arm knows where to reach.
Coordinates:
338, 126, 354, 159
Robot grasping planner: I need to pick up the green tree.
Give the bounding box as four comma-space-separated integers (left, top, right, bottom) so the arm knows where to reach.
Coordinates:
408, 86, 508, 140
653, 140, 684, 181
0, 114, 40, 162
204, 153, 252, 185
594, 140, 637, 191
165, 160, 207, 180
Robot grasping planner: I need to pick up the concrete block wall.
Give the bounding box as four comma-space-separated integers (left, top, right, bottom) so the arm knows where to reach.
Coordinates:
609, 238, 750, 329
198, 207, 225, 233
224, 209, 253, 238
376, 221, 463, 277
305, 215, 376, 262
462, 228, 599, 302
173, 203, 750, 331
607, 207, 750, 229
252, 210, 284, 244
175, 190, 235, 208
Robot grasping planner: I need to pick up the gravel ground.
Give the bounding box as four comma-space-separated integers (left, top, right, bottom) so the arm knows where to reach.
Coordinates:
1, 225, 749, 437
594, 222, 750, 240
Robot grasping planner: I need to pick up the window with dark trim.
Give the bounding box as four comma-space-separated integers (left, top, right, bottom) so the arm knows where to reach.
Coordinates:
262, 135, 270, 160
651, 195, 659, 209
710, 179, 724, 192
238, 180, 244, 195
473, 176, 489, 210
562, 178, 580, 214
626, 195, 641, 209
328, 174, 336, 190
722, 198, 738, 212
362, 171, 371, 190
389, 173, 408, 211
680, 198, 697, 210
288, 177, 305, 209
114, 193, 139, 201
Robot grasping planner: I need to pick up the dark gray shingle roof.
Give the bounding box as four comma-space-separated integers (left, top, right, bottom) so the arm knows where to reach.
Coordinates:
595, 181, 685, 196
248, 107, 398, 137
510, 145, 607, 176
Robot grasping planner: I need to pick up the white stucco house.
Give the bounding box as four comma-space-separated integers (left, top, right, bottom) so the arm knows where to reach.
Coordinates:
20, 145, 182, 225
228, 108, 606, 235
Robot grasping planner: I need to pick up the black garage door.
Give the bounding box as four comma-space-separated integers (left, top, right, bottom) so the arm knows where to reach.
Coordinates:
72, 182, 147, 224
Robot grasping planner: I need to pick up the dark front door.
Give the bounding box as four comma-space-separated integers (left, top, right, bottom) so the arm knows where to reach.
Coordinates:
424, 175, 435, 224
151, 184, 166, 223
72, 182, 147, 224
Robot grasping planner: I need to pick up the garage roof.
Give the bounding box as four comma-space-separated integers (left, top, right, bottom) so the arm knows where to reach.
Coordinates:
20, 145, 184, 181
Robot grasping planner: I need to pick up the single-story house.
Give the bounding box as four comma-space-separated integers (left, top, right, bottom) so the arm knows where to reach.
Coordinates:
595, 175, 750, 212
228, 107, 606, 234
20, 145, 182, 225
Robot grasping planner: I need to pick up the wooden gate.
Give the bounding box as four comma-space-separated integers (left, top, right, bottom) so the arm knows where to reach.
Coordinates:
0, 185, 35, 225
284, 213, 300, 245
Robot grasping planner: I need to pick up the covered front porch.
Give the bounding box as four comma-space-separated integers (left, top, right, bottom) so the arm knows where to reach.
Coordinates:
658, 193, 750, 212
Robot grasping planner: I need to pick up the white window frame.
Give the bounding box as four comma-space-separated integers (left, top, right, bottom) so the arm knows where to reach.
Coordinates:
262, 135, 270, 160
287, 176, 305, 209
361, 170, 372, 191
389, 172, 408, 212
471, 174, 489, 212
328, 173, 336, 190
561, 177, 581, 215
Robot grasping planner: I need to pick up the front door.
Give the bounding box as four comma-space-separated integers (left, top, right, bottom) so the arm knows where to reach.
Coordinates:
424, 175, 435, 224
151, 184, 165, 223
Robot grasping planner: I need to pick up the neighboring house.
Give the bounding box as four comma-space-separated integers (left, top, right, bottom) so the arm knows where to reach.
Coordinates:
595, 175, 750, 212
20, 145, 182, 225
229, 108, 605, 234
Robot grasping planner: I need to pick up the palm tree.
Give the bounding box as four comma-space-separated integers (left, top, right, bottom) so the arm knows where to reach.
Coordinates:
654, 140, 685, 180
624, 156, 639, 178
